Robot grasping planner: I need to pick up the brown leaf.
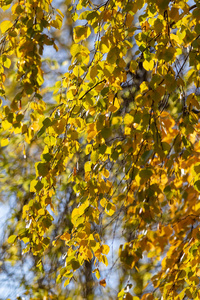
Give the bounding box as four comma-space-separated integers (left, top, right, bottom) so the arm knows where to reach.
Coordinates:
99, 279, 106, 287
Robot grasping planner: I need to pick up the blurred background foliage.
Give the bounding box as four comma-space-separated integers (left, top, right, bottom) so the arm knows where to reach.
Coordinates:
0, 0, 200, 299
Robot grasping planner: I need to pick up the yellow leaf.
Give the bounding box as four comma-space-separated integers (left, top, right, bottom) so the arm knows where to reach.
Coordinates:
1, 4, 11, 11
87, 123, 97, 142
196, 269, 200, 277
130, 60, 137, 72
112, 116, 122, 125
30, 179, 37, 192
99, 36, 111, 53
105, 202, 116, 216
22, 237, 29, 244
56, 8, 64, 18
100, 198, 107, 208
141, 20, 150, 32
108, 105, 119, 113
102, 168, 109, 178
7, 235, 17, 244
70, 43, 80, 57
51, 15, 63, 29
101, 244, 110, 255
93, 268, 100, 279
140, 81, 149, 93
170, 33, 182, 45
38, 208, 45, 215
84, 161, 91, 172
74, 26, 91, 43
102, 255, 108, 266
91, 151, 99, 163
1, 138, 9, 147
143, 60, 154, 71
53, 43, 59, 51
90, 65, 97, 80
60, 232, 70, 241
3, 58, 11, 69
73, 65, 85, 77
85, 144, 92, 155
0, 20, 13, 33
124, 114, 134, 125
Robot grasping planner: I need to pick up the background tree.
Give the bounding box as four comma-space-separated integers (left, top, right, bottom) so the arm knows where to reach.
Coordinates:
1, 0, 200, 299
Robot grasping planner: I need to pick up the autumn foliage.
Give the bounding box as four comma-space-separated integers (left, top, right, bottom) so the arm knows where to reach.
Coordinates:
1, 0, 200, 299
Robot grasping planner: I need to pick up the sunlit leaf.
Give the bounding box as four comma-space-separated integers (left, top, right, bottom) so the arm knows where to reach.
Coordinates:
0, 20, 12, 33
7, 235, 17, 244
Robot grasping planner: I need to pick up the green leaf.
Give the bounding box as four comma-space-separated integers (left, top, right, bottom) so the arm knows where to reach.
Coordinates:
43, 118, 51, 127
193, 163, 200, 175
139, 168, 153, 179
98, 144, 106, 155
71, 260, 80, 270
36, 162, 49, 177
194, 180, 200, 192
141, 149, 153, 163
101, 127, 112, 139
